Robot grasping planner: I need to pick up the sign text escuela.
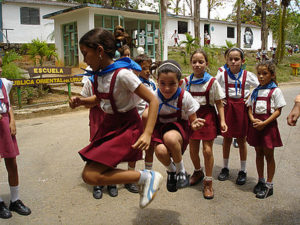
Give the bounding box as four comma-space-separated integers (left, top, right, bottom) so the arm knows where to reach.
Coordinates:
28, 67, 72, 75
11, 76, 83, 86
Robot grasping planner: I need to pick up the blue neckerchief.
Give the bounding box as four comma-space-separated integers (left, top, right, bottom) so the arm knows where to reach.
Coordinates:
88, 75, 94, 84
186, 72, 212, 91
139, 76, 156, 91
251, 81, 277, 102
224, 64, 243, 96
157, 87, 181, 113
76, 57, 142, 77
0, 79, 2, 89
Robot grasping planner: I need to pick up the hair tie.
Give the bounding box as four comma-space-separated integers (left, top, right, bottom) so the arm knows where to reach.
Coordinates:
158, 62, 181, 73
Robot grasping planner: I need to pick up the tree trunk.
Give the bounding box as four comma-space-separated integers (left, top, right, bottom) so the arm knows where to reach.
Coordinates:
157, 0, 168, 61
207, 1, 211, 19
279, 4, 287, 61
261, 0, 268, 51
236, 0, 241, 48
175, 0, 181, 15
186, 0, 193, 16
194, 0, 201, 46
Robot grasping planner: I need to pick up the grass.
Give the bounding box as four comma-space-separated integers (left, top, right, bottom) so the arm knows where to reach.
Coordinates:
168, 47, 300, 83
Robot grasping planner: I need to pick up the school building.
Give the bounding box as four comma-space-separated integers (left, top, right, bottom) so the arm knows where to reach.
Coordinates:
0, 1, 274, 66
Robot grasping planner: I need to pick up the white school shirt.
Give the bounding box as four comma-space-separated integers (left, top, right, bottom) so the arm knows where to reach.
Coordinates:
81, 78, 93, 98
96, 69, 141, 114
0, 78, 13, 114
136, 78, 156, 116
246, 88, 286, 114
215, 69, 259, 99
181, 76, 225, 106
156, 90, 200, 124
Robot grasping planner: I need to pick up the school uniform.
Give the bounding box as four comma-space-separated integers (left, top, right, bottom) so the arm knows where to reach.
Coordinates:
247, 86, 286, 149
181, 73, 225, 140
0, 78, 19, 158
216, 66, 259, 138
152, 88, 199, 152
79, 68, 143, 167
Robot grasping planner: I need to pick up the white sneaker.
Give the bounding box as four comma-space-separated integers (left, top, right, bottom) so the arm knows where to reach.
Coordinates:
139, 170, 163, 209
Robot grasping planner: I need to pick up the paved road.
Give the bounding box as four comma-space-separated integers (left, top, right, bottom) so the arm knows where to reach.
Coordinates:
1, 84, 300, 225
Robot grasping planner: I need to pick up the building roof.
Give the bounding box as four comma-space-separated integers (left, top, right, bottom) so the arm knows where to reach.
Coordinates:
3, 0, 78, 7
43, 3, 157, 19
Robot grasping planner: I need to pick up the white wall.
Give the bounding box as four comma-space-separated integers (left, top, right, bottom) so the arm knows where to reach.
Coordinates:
2, 2, 69, 43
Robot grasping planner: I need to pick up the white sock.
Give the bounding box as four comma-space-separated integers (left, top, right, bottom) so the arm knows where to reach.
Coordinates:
145, 162, 153, 170
205, 176, 213, 181
174, 160, 185, 174
10, 186, 19, 202
266, 182, 273, 188
166, 161, 176, 173
223, 158, 229, 169
138, 170, 149, 185
128, 166, 135, 171
240, 160, 247, 172
194, 168, 202, 172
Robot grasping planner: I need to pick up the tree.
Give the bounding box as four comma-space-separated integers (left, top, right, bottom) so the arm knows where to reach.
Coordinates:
236, 0, 241, 48
194, 0, 201, 46
207, 0, 227, 19
180, 32, 199, 65
185, 0, 193, 16
158, 0, 168, 61
261, 0, 268, 51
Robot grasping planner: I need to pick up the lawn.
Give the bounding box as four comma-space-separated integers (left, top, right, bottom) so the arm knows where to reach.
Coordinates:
168, 47, 300, 83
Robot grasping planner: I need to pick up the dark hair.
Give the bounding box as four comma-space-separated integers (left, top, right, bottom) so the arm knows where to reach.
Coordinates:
227, 47, 245, 60
157, 60, 182, 81
256, 60, 278, 85
134, 54, 152, 65
224, 48, 230, 59
114, 25, 130, 49
190, 49, 208, 63
119, 45, 130, 57
79, 28, 116, 58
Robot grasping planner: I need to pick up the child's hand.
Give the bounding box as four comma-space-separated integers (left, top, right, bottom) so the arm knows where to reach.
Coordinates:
69, 96, 82, 109
253, 119, 265, 131
10, 121, 16, 136
132, 133, 151, 151
220, 121, 228, 133
0, 114, 2, 120
191, 118, 205, 131
287, 103, 300, 126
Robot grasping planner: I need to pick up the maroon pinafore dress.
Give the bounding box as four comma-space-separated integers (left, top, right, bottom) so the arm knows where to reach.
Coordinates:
222, 70, 248, 138
0, 82, 19, 158
189, 78, 220, 140
152, 89, 190, 153
88, 81, 104, 142
79, 69, 143, 167
247, 88, 283, 149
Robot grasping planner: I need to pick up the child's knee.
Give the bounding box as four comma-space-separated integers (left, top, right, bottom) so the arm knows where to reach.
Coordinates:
82, 170, 103, 185
203, 147, 213, 158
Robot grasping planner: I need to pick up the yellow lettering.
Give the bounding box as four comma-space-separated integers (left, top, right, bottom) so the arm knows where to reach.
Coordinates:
34, 68, 38, 73
59, 69, 63, 73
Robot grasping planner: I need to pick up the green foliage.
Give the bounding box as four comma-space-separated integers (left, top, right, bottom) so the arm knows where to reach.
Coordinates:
179, 33, 200, 66
21, 39, 58, 66
2, 50, 22, 79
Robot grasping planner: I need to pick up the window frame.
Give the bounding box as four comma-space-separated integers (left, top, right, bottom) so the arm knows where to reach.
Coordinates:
20, 7, 40, 25
227, 26, 235, 38
178, 21, 188, 34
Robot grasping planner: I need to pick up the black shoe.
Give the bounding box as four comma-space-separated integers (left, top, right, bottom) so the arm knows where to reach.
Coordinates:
233, 138, 239, 148
218, 168, 229, 181
236, 171, 247, 185
0, 201, 12, 219
124, 183, 139, 193
176, 172, 190, 189
253, 181, 265, 194
9, 200, 31, 216
166, 171, 177, 192
256, 185, 273, 199
93, 186, 103, 199
107, 185, 118, 197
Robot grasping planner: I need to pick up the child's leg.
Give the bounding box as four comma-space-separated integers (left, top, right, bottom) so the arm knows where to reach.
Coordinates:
218, 137, 232, 181
202, 140, 214, 177
144, 145, 154, 170
263, 147, 275, 183
125, 161, 139, 193
189, 139, 204, 186
236, 137, 247, 185
255, 147, 265, 180
154, 144, 172, 167
162, 130, 183, 165
4, 158, 18, 187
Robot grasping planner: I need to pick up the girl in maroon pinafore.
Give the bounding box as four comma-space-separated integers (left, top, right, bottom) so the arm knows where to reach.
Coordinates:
69, 28, 162, 209
247, 61, 286, 199
181, 49, 227, 199
0, 57, 31, 219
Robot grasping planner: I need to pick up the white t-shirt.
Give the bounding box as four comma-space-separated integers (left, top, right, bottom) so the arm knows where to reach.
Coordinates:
247, 88, 286, 114
0, 78, 13, 114
96, 69, 142, 114
156, 89, 200, 123
135, 78, 156, 116
215, 69, 259, 99
181, 76, 225, 106
81, 79, 93, 98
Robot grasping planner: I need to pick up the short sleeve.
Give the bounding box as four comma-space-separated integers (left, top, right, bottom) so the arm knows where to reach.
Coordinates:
183, 91, 200, 117
118, 69, 142, 93
247, 71, 259, 88
80, 79, 93, 97
273, 88, 286, 109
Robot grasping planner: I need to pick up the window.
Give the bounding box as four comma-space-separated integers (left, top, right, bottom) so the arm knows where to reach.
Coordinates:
20, 7, 40, 25
178, 21, 188, 34
227, 27, 235, 38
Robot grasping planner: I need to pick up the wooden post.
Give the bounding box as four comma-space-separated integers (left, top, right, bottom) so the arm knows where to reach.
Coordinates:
17, 87, 22, 108
67, 83, 71, 98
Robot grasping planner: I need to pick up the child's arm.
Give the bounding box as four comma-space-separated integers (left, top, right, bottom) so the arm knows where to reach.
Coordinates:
8, 107, 16, 136
252, 107, 282, 131
215, 99, 228, 133
189, 113, 205, 131
132, 84, 159, 151
69, 95, 99, 109
287, 95, 300, 126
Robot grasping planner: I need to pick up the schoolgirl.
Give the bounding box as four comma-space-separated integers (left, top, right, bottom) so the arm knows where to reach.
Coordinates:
151, 60, 205, 192
181, 49, 227, 199
216, 47, 259, 185
247, 60, 286, 198
69, 28, 162, 208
